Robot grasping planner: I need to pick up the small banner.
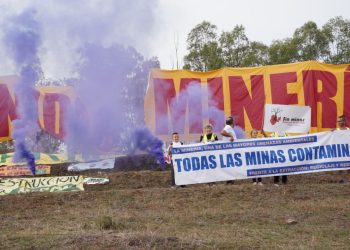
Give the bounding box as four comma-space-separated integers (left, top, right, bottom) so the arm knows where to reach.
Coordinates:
263, 104, 311, 133
83, 177, 110, 185
0, 176, 84, 195
0, 153, 124, 166
68, 159, 115, 171
0, 165, 51, 177
172, 130, 350, 185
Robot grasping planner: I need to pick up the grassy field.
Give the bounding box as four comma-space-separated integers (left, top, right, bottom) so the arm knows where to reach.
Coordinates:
0, 167, 349, 249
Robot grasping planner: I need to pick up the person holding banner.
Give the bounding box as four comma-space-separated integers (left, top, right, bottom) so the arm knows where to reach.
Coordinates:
199, 124, 218, 186
271, 131, 288, 186
220, 116, 237, 142
167, 132, 185, 188
200, 124, 218, 143
251, 129, 263, 185
336, 115, 349, 131
221, 116, 238, 184
335, 115, 350, 182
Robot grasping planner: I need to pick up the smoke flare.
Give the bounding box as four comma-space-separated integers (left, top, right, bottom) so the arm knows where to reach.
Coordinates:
4, 9, 42, 175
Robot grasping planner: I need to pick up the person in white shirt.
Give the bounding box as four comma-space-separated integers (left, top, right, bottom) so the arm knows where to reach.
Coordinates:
220, 116, 238, 142
220, 116, 238, 184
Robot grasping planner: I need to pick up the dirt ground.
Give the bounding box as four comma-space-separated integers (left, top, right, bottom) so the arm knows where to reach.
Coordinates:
0, 163, 349, 249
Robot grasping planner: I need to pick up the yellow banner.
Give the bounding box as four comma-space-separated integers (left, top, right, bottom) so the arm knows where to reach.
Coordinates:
145, 61, 350, 141
0, 176, 84, 195
0, 75, 74, 141
0, 152, 79, 166
0, 165, 51, 177
0, 152, 123, 166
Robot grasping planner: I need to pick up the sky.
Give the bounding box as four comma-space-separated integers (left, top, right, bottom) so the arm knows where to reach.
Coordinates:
153, 0, 350, 69
0, 0, 349, 78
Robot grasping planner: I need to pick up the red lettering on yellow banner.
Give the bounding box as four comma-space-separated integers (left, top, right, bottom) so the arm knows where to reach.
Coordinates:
229, 75, 265, 129
153, 78, 202, 134
153, 78, 176, 134
43, 93, 70, 139
303, 70, 337, 128
207, 77, 224, 131
270, 72, 298, 105
179, 78, 202, 133
344, 68, 350, 127
0, 84, 17, 138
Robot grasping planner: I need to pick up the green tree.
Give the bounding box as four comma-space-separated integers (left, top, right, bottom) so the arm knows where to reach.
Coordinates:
242, 41, 269, 67
184, 17, 350, 70
268, 38, 298, 65
183, 21, 223, 71
292, 21, 328, 61
322, 16, 350, 64
219, 25, 250, 67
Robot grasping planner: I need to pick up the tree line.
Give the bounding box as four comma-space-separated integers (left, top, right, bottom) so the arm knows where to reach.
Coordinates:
183, 16, 350, 71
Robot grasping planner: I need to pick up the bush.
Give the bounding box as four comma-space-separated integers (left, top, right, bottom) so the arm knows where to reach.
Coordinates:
96, 216, 116, 230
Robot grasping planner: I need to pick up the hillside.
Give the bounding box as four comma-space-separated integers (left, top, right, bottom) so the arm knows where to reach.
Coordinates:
0, 167, 349, 249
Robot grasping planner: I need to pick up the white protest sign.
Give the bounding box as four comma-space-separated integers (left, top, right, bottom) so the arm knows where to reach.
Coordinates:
172, 130, 350, 185
263, 104, 311, 133
68, 159, 115, 171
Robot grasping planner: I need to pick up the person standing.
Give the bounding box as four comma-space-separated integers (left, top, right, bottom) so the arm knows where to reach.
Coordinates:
335, 115, 350, 182
272, 131, 288, 186
167, 132, 184, 188
221, 116, 238, 184
336, 115, 349, 130
200, 124, 218, 143
250, 129, 263, 185
220, 116, 237, 142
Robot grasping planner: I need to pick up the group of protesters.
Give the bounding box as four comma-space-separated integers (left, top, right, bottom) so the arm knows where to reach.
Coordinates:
167, 115, 350, 188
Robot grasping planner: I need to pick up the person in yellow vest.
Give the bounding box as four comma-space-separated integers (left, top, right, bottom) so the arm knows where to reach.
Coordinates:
335, 115, 350, 182
272, 131, 288, 186
200, 124, 219, 186
336, 115, 350, 130
200, 124, 218, 143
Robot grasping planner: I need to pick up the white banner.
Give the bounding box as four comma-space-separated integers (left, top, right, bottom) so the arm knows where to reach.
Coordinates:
263, 104, 311, 133
172, 130, 350, 185
83, 177, 110, 185
68, 159, 115, 171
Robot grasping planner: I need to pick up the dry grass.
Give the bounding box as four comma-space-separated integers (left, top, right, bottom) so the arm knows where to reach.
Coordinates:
0, 168, 349, 249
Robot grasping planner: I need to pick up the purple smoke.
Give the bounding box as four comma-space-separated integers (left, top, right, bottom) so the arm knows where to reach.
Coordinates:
234, 126, 246, 139
169, 82, 203, 133
155, 80, 246, 142
206, 84, 225, 133
65, 43, 164, 165
164, 81, 245, 140
128, 127, 165, 168
0, 2, 166, 169
65, 43, 132, 157
4, 9, 41, 175
167, 81, 226, 133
